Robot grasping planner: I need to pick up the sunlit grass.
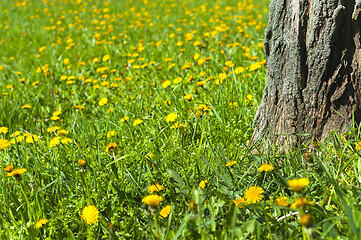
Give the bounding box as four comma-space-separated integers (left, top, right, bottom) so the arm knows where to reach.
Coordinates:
1, 0, 361, 239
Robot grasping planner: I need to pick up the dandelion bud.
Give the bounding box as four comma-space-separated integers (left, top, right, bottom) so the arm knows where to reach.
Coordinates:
190, 200, 197, 212
299, 214, 312, 227
79, 159, 86, 167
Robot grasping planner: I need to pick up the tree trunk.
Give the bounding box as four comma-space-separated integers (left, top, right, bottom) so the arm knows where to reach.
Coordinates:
253, 0, 361, 148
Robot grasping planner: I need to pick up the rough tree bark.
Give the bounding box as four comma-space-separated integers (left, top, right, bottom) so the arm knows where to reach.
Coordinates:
253, 0, 361, 147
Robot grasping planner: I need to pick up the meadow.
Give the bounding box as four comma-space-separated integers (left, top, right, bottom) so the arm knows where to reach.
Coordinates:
1, 0, 361, 239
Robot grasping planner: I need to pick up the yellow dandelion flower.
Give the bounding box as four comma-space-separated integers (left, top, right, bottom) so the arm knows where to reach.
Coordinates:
290, 197, 314, 209
105, 142, 119, 153
166, 113, 177, 122
198, 58, 206, 66
193, 40, 201, 46
102, 55, 110, 61
215, 78, 223, 85
233, 197, 249, 209
21, 104, 32, 109
63, 58, 70, 65
57, 129, 68, 136
35, 218, 48, 228
159, 205, 171, 219
199, 180, 207, 189
183, 94, 192, 101
49, 137, 61, 147
148, 183, 164, 193
197, 81, 206, 87
185, 32, 193, 41
120, 116, 129, 123
10, 136, 24, 144
98, 97, 108, 106
182, 63, 191, 70
10, 131, 21, 137
258, 163, 274, 172
50, 116, 60, 121
226, 161, 237, 167
249, 62, 262, 71
173, 77, 182, 84
229, 102, 238, 108
196, 104, 211, 111
142, 195, 163, 207
0, 127, 8, 134
0, 139, 11, 150
225, 60, 234, 68
53, 110, 62, 116
81, 205, 99, 225
7, 168, 27, 177
246, 94, 253, 101
4, 165, 13, 172
244, 186, 264, 203
26, 135, 39, 143
107, 131, 116, 138
47, 126, 60, 133
79, 159, 86, 167
133, 118, 143, 126
356, 142, 361, 150
23, 132, 31, 137
218, 73, 227, 80
287, 177, 309, 192
74, 105, 85, 110
61, 137, 72, 144
171, 122, 185, 129
274, 196, 289, 207
162, 80, 171, 88
234, 66, 245, 74
193, 53, 200, 60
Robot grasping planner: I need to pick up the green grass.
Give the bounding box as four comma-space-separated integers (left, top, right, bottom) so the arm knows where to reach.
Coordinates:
1, 0, 361, 239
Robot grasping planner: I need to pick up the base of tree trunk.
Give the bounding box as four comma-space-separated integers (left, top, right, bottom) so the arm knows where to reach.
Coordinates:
253, 0, 361, 149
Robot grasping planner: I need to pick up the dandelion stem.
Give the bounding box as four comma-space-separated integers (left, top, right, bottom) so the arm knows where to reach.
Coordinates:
81, 171, 93, 205
112, 151, 117, 166
154, 214, 160, 240
302, 226, 311, 240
